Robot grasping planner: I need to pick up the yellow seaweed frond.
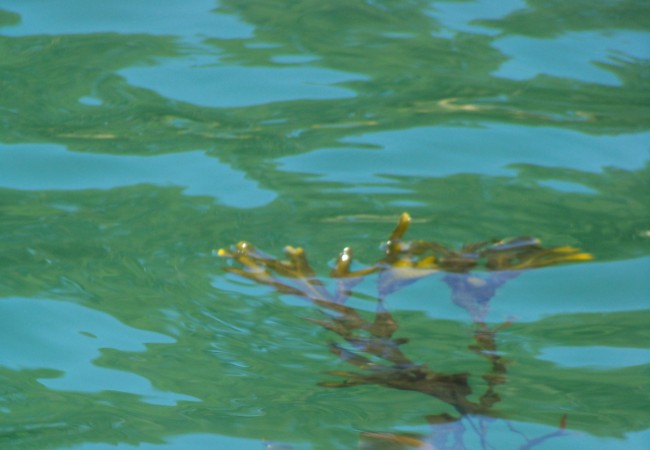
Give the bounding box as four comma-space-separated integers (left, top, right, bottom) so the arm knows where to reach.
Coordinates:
217, 212, 593, 304
361, 432, 434, 450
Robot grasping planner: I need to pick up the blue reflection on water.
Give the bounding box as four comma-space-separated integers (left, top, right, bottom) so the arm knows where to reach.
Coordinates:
493, 31, 650, 86
278, 124, 650, 183
428, 0, 526, 36
120, 57, 367, 108
0, 144, 276, 207
0, 0, 253, 40
384, 258, 650, 323
536, 180, 598, 195
0, 297, 198, 405
538, 346, 650, 369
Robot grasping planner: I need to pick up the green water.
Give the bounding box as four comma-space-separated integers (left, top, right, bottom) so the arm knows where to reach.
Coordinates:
1, 1, 649, 449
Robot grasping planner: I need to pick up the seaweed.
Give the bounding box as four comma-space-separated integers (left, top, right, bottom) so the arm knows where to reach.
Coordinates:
219, 213, 592, 449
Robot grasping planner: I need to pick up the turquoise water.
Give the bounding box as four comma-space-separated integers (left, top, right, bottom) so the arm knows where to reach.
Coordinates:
1, 1, 649, 449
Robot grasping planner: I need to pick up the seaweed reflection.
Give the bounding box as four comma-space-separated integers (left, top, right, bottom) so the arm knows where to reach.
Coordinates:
219, 213, 592, 449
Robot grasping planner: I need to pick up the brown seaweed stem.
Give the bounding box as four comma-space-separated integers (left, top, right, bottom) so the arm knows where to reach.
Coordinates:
218, 213, 592, 449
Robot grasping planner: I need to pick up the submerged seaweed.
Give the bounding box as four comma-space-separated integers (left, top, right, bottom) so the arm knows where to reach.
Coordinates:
219, 213, 592, 449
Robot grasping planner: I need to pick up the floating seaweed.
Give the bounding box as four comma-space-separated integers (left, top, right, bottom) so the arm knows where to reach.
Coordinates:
218, 213, 592, 449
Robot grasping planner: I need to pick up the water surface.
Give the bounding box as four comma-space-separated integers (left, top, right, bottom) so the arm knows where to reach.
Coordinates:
1, 1, 649, 449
